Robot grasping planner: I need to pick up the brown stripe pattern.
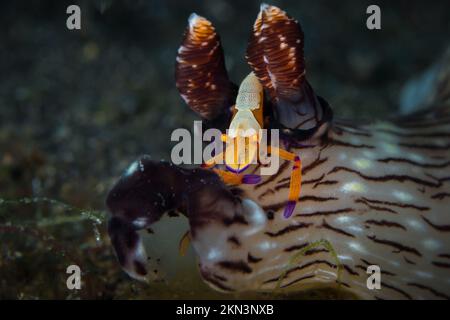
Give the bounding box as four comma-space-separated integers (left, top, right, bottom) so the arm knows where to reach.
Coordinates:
196, 102, 450, 299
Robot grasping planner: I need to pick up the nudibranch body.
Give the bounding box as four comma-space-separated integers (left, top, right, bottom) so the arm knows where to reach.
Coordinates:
191, 109, 450, 299
107, 4, 450, 299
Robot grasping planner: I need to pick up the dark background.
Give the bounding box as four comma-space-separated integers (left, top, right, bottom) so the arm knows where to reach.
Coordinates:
0, 0, 449, 299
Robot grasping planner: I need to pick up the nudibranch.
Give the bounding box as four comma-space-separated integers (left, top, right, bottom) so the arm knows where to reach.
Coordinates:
107, 4, 450, 299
